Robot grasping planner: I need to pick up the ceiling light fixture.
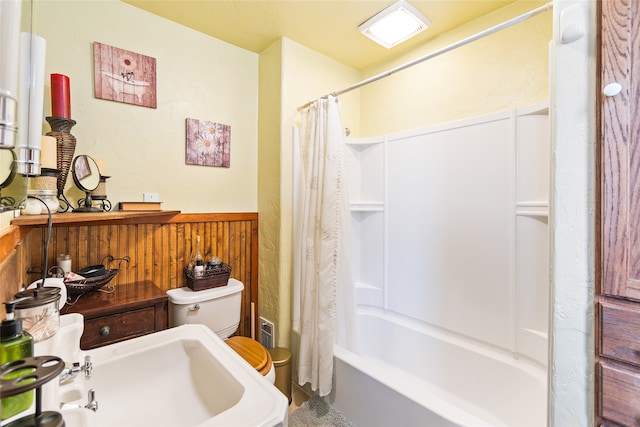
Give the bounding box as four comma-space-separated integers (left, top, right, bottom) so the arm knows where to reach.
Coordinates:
358, 0, 430, 49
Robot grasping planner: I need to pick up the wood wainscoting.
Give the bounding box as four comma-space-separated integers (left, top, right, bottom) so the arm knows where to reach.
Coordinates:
3, 212, 258, 337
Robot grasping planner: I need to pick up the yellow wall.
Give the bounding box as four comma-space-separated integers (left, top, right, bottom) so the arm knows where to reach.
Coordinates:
257, 40, 282, 341
258, 37, 360, 347
32, 0, 258, 212
359, 0, 551, 136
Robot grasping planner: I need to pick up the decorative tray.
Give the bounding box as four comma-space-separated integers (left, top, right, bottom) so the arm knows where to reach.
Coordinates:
63, 255, 130, 298
64, 269, 119, 296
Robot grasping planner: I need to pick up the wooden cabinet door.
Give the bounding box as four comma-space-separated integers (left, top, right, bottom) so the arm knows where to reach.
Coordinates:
601, 0, 640, 299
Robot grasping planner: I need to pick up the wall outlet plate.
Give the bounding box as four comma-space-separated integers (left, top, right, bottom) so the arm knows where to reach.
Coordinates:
258, 316, 275, 349
143, 193, 160, 202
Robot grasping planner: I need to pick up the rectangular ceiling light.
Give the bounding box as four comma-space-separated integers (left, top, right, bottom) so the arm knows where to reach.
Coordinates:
359, 0, 431, 49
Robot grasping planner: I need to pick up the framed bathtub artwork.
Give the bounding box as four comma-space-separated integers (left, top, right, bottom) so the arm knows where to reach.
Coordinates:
93, 42, 157, 108
185, 118, 231, 168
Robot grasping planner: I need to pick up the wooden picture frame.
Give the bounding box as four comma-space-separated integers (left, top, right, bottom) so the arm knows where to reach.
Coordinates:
185, 118, 231, 168
93, 42, 157, 108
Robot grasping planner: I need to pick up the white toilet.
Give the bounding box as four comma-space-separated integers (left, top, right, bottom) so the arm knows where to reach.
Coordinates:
166, 278, 275, 383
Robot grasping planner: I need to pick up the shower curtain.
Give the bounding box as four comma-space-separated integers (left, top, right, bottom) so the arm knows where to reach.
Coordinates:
293, 95, 354, 396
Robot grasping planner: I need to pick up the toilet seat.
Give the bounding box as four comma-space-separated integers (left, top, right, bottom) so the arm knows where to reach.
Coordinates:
226, 336, 273, 377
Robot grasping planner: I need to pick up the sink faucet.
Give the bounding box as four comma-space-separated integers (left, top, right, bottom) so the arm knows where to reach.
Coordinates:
85, 389, 98, 412
60, 388, 99, 413
59, 355, 93, 384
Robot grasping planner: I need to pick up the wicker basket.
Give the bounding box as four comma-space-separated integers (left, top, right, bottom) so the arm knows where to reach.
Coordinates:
184, 263, 231, 291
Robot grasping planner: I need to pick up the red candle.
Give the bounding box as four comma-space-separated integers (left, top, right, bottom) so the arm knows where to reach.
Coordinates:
51, 73, 71, 118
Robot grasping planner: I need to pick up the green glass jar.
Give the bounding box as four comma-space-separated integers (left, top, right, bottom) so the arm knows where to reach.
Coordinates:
1, 301, 34, 420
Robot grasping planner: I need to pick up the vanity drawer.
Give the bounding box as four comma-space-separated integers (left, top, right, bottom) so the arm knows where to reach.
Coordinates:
600, 301, 640, 366
61, 281, 168, 350
599, 360, 640, 426
81, 307, 156, 349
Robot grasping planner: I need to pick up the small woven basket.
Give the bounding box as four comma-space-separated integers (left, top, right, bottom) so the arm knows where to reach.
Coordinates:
184, 263, 231, 291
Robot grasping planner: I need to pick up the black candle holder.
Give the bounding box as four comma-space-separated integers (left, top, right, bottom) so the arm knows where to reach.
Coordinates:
45, 116, 76, 212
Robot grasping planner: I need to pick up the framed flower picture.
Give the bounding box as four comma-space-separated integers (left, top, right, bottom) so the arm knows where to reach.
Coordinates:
185, 118, 231, 167
93, 42, 157, 108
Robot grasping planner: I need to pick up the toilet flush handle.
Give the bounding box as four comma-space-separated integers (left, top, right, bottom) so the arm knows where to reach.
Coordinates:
189, 304, 200, 311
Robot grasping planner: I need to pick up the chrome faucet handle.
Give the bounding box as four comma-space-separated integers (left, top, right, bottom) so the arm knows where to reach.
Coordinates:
84, 355, 93, 379
59, 361, 82, 384
85, 388, 98, 412
59, 356, 93, 383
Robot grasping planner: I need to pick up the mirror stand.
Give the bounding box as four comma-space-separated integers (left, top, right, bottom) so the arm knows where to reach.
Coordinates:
74, 191, 102, 212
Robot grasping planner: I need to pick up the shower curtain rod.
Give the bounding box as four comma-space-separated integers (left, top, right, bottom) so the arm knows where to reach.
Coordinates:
298, 1, 553, 111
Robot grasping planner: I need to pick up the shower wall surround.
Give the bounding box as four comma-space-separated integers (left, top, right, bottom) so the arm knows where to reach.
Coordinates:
347, 102, 549, 364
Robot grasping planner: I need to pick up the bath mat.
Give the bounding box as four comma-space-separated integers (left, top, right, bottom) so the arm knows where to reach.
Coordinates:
289, 395, 358, 427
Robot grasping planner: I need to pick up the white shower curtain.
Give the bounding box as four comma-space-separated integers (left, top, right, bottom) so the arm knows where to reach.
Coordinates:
293, 95, 354, 396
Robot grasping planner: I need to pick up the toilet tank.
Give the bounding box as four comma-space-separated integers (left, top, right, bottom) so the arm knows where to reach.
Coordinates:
166, 278, 244, 339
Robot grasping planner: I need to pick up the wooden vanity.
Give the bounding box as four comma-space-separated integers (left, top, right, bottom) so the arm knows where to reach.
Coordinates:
61, 280, 167, 350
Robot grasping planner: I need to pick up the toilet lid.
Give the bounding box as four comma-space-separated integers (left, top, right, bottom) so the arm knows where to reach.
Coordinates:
226, 336, 272, 376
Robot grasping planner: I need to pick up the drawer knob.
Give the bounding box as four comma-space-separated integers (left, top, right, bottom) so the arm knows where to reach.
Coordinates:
603, 82, 622, 97
99, 326, 110, 336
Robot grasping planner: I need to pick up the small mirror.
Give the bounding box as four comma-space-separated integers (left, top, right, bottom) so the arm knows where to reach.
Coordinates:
71, 155, 102, 212
0, 149, 17, 210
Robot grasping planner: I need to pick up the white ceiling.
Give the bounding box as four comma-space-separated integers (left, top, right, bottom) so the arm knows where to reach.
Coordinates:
122, 0, 520, 70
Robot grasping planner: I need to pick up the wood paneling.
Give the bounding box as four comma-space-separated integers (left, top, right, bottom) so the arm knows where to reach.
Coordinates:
9, 213, 258, 337
0, 242, 23, 305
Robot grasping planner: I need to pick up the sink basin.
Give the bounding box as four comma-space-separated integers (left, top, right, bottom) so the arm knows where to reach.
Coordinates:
60, 324, 288, 427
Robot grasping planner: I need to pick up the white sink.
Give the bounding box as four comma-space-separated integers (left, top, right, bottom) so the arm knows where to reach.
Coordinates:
58, 323, 288, 427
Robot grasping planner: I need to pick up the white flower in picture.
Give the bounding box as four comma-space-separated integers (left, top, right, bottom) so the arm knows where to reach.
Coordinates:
186, 118, 231, 167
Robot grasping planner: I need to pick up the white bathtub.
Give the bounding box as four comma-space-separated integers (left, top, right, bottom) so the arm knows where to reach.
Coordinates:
329, 310, 547, 427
